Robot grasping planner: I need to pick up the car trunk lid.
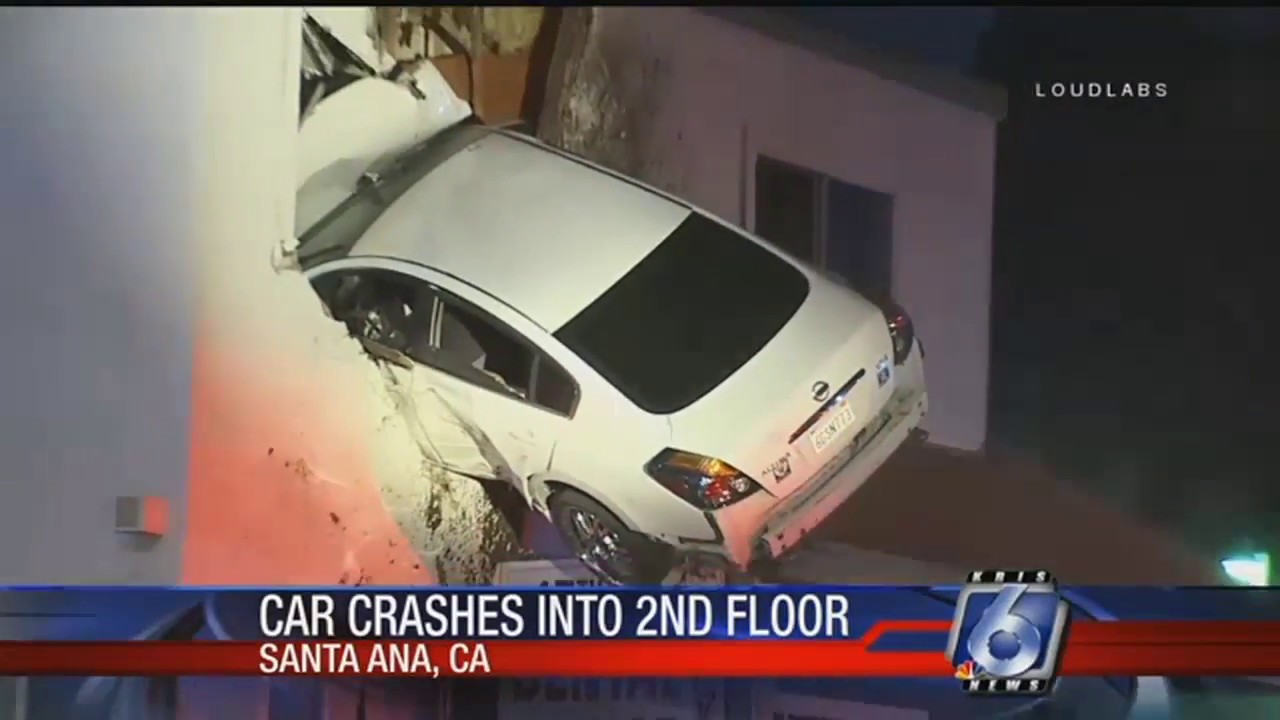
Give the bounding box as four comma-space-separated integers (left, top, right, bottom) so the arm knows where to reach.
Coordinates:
667, 276, 898, 501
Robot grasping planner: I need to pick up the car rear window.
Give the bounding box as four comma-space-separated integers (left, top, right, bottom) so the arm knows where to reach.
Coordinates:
554, 213, 810, 414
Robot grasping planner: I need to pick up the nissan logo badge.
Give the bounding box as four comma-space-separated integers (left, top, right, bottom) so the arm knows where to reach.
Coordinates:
811, 381, 830, 402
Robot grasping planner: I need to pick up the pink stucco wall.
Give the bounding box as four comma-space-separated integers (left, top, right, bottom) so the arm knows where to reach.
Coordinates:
599, 8, 997, 451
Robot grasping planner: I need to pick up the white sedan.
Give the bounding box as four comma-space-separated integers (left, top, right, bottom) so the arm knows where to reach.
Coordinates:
296, 119, 928, 584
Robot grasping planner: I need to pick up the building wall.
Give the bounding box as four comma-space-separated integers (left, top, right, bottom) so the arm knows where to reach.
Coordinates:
596, 8, 996, 451
0, 7, 439, 587
0, 8, 202, 584
185, 8, 447, 586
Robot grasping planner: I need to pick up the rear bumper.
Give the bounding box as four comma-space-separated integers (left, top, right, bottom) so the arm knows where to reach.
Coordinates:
749, 383, 926, 569
686, 344, 928, 575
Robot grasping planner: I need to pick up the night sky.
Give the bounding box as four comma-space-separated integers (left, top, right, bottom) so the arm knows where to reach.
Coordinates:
794, 7, 1280, 65
793, 8, 1280, 560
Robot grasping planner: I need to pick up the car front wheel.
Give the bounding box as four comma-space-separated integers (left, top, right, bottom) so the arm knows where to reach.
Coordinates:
548, 488, 674, 585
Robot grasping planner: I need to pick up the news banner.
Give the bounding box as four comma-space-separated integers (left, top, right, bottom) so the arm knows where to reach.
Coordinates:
2, 570, 1280, 698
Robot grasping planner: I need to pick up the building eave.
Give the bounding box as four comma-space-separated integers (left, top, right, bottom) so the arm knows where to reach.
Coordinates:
699, 7, 1008, 121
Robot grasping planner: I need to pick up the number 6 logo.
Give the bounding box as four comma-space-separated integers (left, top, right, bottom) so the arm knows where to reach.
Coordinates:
966, 584, 1043, 677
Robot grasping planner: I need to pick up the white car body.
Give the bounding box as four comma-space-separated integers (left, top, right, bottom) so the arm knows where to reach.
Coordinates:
293, 11, 926, 580
295, 117, 928, 579
296, 10, 474, 189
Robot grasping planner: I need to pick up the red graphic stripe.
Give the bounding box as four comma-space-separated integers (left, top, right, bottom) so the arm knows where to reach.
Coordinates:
1, 621, 1280, 678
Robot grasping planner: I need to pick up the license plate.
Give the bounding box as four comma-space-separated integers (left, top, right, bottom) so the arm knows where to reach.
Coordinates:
809, 402, 856, 454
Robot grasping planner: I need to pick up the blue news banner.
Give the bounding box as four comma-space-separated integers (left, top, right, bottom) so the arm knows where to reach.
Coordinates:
3, 583, 1280, 720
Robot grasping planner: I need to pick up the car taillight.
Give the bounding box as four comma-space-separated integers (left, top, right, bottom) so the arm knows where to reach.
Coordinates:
644, 449, 763, 510
868, 296, 916, 365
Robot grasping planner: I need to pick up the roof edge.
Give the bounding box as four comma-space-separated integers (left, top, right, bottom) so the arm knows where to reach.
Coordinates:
697, 7, 1007, 121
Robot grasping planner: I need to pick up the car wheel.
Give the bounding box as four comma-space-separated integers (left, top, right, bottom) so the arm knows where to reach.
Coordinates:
548, 488, 674, 585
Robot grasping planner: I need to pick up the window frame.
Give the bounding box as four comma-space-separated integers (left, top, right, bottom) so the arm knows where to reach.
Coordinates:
754, 153, 825, 266
310, 265, 582, 419
752, 152, 896, 297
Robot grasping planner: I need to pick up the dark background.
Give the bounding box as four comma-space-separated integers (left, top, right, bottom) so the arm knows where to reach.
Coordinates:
793, 7, 1280, 562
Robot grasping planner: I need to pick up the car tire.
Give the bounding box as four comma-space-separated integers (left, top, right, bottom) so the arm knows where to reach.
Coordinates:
548, 488, 674, 585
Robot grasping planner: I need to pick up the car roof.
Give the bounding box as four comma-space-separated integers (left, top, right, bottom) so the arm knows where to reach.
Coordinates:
348, 129, 693, 331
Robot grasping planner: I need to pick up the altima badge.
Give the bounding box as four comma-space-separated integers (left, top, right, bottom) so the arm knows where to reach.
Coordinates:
767, 454, 792, 482
877, 356, 892, 387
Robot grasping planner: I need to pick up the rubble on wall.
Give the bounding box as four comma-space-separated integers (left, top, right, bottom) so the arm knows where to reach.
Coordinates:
368, 7, 547, 123
377, 460, 529, 585
295, 6, 685, 586
295, 8, 524, 585
306, 317, 525, 587
377, 7, 545, 60
535, 9, 684, 195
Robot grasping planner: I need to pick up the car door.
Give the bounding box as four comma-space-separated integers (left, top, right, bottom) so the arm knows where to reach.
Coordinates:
310, 265, 573, 488
381, 359, 509, 480
401, 282, 579, 491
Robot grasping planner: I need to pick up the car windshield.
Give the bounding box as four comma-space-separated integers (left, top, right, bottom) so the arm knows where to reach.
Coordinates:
555, 214, 810, 414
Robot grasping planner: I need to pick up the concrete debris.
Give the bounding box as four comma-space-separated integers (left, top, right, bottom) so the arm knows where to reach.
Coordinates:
535, 9, 683, 194
378, 7, 546, 59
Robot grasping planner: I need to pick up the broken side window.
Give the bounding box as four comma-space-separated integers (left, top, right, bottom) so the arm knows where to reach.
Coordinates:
430, 293, 580, 415
313, 268, 579, 416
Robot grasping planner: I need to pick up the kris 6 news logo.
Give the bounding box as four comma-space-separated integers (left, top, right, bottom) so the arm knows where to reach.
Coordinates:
946, 570, 1070, 696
